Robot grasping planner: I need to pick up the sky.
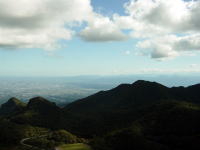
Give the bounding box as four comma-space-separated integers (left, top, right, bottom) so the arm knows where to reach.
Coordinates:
0, 0, 200, 76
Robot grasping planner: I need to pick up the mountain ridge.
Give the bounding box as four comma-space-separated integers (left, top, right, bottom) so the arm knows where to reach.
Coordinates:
1, 80, 200, 137
64, 80, 200, 114
1, 80, 200, 150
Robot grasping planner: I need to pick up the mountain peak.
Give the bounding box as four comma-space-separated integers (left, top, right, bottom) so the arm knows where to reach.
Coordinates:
65, 80, 171, 114
27, 97, 59, 112
113, 83, 131, 91
2, 97, 25, 108
0, 97, 25, 115
133, 80, 155, 85
7, 97, 25, 106
132, 80, 166, 88
28, 96, 49, 103
133, 80, 151, 84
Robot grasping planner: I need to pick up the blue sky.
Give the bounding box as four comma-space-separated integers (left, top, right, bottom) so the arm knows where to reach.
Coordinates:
91, 0, 128, 15
0, 0, 200, 76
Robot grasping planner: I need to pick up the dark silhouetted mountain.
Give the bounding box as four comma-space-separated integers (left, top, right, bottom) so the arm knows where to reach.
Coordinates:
0, 97, 26, 116
62, 80, 200, 137
64, 80, 171, 114
64, 80, 200, 114
27, 96, 59, 113
1, 80, 200, 149
90, 101, 200, 150
10, 97, 62, 129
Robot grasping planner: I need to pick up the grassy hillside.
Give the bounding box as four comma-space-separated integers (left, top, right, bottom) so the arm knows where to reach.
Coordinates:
0, 118, 49, 145
58, 143, 92, 150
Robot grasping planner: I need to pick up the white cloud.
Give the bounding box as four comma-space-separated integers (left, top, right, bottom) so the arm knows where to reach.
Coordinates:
79, 14, 128, 42
0, 0, 129, 49
113, 0, 200, 58
1, 0, 200, 59
137, 34, 200, 59
123, 0, 200, 34
0, 0, 94, 50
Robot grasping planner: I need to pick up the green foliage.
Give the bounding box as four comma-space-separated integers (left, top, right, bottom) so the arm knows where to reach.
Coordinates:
58, 143, 92, 150
62, 81, 200, 137
0, 97, 26, 116
90, 128, 167, 150
90, 101, 200, 150
25, 129, 83, 150
0, 118, 48, 145
1, 81, 200, 150
10, 97, 62, 129
25, 138, 55, 150
50, 130, 78, 144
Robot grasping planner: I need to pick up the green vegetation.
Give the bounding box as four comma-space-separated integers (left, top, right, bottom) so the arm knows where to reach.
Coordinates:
10, 97, 62, 129
63, 81, 200, 137
50, 130, 80, 144
0, 118, 49, 145
58, 143, 92, 150
25, 130, 84, 150
90, 101, 200, 150
0, 97, 26, 116
1, 80, 200, 150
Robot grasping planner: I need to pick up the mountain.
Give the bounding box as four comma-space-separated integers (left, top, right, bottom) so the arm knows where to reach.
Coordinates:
0, 97, 80, 149
1, 80, 200, 150
62, 80, 200, 137
170, 83, 200, 103
91, 101, 200, 150
0, 97, 26, 116
27, 96, 60, 113
64, 80, 171, 113
64, 80, 200, 114
10, 97, 62, 129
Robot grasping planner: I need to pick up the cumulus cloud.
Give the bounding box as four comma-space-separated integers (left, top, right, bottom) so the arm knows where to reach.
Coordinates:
0, 0, 94, 49
1, 0, 200, 58
122, 0, 200, 34
0, 0, 128, 49
113, 0, 200, 59
79, 14, 128, 42
137, 34, 200, 59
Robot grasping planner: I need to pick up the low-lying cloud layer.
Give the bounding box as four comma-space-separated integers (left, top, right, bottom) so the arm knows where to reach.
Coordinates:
0, 0, 200, 59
